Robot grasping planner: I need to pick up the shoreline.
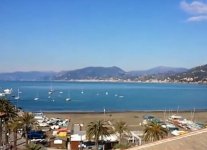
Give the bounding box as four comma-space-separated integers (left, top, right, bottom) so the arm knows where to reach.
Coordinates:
33, 109, 207, 113
2, 80, 207, 85
43, 111, 207, 131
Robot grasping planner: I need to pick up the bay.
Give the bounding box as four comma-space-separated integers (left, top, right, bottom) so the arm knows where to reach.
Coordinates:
0, 81, 207, 112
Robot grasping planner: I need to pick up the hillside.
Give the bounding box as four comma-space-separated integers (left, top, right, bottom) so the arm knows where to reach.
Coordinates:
0, 65, 206, 83
0, 71, 56, 81
54, 66, 126, 80
128, 66, 187, 76
169, 64, 207, 83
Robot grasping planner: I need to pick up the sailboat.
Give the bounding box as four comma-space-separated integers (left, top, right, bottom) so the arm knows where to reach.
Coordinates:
66, 90, 71, 101
34, 97, 39, 101
48, 82, 54, 95
66, 97, 71, 101
34, 92, 39, 101
15, 88, 20, 100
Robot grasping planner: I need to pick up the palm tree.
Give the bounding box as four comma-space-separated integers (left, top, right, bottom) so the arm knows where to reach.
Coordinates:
143, 122, 168, 142
0, 98, 17, 145
86, 120, 111, 150
8, 116, 22, 150
0, 112, 6, 146
19, 112, 36, 146
114, 121, 128, 144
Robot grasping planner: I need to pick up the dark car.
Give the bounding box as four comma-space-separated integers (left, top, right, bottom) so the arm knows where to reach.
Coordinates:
27, 130, 46, 139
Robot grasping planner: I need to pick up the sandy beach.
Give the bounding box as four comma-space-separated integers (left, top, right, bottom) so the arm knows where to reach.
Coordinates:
44, 111, 207, 130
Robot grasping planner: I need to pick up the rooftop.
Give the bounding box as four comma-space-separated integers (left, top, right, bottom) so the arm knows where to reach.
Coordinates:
128, 128, 207, 150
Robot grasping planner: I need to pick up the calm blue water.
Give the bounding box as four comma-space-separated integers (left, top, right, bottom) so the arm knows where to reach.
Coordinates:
0, 81, 207, 112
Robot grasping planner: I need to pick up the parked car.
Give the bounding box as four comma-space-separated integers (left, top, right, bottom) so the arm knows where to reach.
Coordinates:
27, 130, 46, 139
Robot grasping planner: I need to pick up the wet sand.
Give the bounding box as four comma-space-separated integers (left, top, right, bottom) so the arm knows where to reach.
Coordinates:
44, 111, 207, 130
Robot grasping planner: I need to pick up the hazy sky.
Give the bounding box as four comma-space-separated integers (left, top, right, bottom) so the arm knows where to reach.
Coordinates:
0, 0, 207, 72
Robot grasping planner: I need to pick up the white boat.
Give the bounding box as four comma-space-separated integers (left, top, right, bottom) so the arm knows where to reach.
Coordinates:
81, 90, 84, 94
15, 88, 20, 100
66, 98, 71, 101
105, 92, 108, 95
66, 90, 71, 101
171, 130, 187, 136
4, 88, 12, 94
48, 90, 54, 95
0, 93, 5, 97
34, 92, 39, 101
15, 96, 20, 100
59, 91, 63, 94
48, 82, 54, 94
34, 97, 39, 101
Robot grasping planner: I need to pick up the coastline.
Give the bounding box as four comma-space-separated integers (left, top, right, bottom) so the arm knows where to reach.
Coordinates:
40, 109, 207, 113
52, 79, 207, 84
44, 111, 207, 131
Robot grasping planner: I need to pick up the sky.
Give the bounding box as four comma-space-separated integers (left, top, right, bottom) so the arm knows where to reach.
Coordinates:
0, 0, 207, 72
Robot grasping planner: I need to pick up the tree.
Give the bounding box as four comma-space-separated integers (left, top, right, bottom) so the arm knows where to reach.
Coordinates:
19, 112, 36, 146
86, 120, 110, 150
0, 98, 17, 145
143, 122, 168, 142
114, 121, 128, 144
8, 116, 22, 150
0, 112, 6, 146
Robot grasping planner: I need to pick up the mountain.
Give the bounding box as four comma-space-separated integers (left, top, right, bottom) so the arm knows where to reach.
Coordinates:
0, 66, 189, 81
1, 65, 206, 83
128, 66, 188, 76
54, 66, 126, 80
0, 71, 56, 81
169, 64, 207, 83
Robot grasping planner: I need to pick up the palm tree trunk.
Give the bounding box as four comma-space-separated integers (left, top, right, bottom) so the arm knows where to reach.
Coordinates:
4, 123, 9, 145
25, 127, 28, 146
119, 132, 122, 144
13, 130, 17, 150
95, 139, 99, 150
0, 118, 2, 146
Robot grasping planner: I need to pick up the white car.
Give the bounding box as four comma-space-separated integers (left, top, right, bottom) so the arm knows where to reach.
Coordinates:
50, 125, 59, 130
39, 122, 48, 127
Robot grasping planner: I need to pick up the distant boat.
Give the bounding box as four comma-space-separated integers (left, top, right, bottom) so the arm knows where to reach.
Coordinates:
105, 92, 108, 95
66, 90, 71, 101
81, 90, 84, 94
4, 88, 12, 95
0, 93, 5, 97
59, 91, 63, 94
114, 94, 118, 97
66, 98, 71, 101
48, 82, 54, 94
119, 95, 124, 98
48, 90, 54, 95
14, 88, 20, 100
34, 97, 39, 101
34, 92, 39, 101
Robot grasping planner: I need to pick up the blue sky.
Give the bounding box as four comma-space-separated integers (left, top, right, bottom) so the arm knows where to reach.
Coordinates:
0, 0, 207, 72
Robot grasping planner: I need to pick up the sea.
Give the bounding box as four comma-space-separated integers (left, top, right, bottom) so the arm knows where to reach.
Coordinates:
0, 81, 207, 112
